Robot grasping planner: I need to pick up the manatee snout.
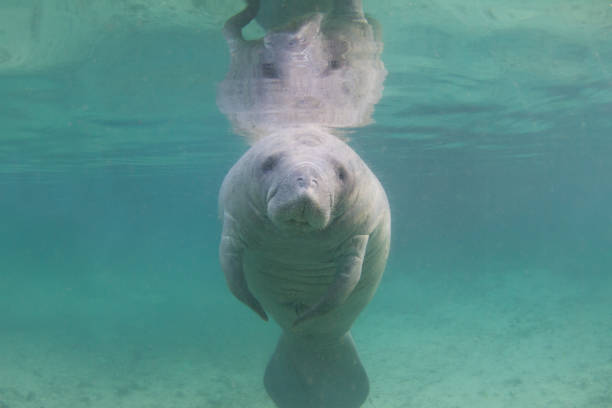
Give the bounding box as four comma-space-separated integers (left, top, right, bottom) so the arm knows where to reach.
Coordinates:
267, 164, 332, 230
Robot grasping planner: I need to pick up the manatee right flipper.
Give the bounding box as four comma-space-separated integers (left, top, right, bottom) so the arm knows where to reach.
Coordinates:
264, 332, 369, 408
219, 211, 268, 321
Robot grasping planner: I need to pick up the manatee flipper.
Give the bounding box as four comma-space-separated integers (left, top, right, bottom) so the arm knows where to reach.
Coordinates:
293, 235, 368, 326
219, 212, 268, 321
331, 0, 367, 21
223, 0, 260, 46
264, 332, 369, 408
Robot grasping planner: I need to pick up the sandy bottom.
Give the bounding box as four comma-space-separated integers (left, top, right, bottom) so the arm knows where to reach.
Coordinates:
1, 264, 611, 408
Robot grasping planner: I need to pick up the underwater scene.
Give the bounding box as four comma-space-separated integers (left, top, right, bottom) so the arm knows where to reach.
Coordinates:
1, 0, 611, 407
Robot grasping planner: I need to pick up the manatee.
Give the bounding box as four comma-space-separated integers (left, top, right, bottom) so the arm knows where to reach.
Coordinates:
217, 0, 386, 141
219, 127, 391, 408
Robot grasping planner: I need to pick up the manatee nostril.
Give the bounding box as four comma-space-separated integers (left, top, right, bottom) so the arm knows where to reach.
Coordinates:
296, 176, 318, 189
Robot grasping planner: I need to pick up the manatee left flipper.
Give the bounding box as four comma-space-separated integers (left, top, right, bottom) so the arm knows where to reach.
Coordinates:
223, 0, 260, 47
330, 0, 367, 21
220, 211, 268, 321
293, 235, 368, 326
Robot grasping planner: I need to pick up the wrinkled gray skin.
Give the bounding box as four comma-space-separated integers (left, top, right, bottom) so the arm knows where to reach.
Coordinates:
217, 0, 386, 141
219, 128, 390, 407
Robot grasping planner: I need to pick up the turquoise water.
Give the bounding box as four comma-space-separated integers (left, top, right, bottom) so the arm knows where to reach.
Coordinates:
1, 1, 612, 407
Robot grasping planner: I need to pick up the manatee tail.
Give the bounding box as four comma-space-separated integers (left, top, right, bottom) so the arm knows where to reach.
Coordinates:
264, 332, 369, 408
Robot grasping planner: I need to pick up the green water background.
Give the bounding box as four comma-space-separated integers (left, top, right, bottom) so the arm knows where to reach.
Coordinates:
1, 1, 611, 406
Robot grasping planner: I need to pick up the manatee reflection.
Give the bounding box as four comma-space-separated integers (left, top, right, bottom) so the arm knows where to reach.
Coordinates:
217, 0, 386, 141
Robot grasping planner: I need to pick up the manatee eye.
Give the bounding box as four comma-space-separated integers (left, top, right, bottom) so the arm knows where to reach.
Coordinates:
329, 59, 342, 70
262, 154, 280, 173
262, 63, 279, 79
336, 166, 347, 182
